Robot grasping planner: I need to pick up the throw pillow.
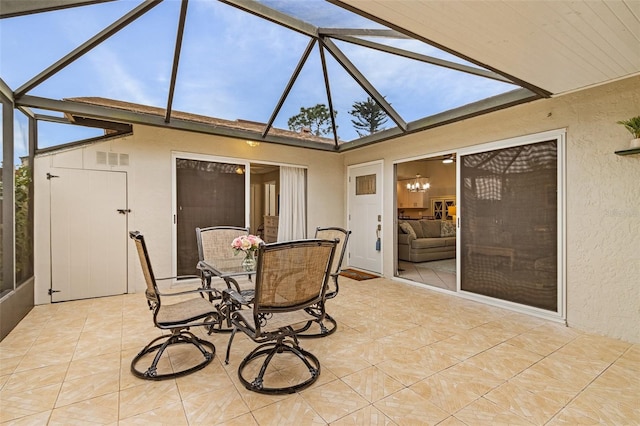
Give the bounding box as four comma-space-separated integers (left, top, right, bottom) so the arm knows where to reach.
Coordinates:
399, 222, 416, 239
406, 220, 424, 238
441, 220, 456, 237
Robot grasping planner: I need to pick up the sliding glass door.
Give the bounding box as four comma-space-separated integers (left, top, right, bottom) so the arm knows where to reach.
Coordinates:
175, 157, 246, 275
460, 135, 562, 313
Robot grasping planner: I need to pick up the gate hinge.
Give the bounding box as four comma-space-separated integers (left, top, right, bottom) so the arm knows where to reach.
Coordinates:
48, 289, 61, 295
46, 173, 59, 180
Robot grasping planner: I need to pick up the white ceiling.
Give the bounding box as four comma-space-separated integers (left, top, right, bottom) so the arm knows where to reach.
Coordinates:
337, 0, 640, 95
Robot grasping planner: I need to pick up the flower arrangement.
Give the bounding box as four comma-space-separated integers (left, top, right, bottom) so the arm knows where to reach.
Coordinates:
231, 234, 263, 255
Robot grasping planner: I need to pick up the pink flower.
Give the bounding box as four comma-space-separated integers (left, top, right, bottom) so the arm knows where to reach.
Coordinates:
231, 234, 264, 254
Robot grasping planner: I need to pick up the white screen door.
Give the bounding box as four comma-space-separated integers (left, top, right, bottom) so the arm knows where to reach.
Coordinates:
50, 168, 128, 302
347, 161, 383, 274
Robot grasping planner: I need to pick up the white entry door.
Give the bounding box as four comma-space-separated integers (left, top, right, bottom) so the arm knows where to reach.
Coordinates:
347, 161, 383, 274
50, 168, 128, 302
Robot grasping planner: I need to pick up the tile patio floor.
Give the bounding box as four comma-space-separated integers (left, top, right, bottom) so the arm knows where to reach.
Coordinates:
1, 276, 638, 425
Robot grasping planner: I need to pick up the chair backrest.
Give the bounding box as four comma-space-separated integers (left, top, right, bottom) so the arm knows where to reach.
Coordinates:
129, 231, 159, 304
314, 227, 351, 276
253, 239, 337, 316
196, 226, 249, 262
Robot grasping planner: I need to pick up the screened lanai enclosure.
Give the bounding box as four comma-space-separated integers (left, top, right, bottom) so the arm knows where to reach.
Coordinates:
2, 0, 638, 341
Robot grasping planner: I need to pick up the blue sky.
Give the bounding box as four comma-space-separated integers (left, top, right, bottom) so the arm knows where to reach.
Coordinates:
1, 0, 518, 165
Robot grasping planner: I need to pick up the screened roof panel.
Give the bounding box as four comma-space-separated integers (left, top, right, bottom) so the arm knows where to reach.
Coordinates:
0, 1, 132, 89
1, 0, 545, 152
334, 39, 519, 123
173, 0, 311, 123
23, 1, 178, 107
257, 0, 385, 29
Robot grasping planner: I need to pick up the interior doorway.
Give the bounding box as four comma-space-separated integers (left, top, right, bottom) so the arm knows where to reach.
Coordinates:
395, 154, 457, 291
173, 153, 281, 276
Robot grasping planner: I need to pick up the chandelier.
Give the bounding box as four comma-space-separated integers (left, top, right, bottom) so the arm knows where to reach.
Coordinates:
407, 174, 430, 192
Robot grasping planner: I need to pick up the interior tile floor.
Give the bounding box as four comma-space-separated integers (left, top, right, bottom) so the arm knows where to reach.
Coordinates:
1, 277, 638, 425
398, 259, 457, 291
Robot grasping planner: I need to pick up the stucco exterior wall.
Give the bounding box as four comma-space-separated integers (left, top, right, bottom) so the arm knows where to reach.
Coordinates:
34, 75, 639, 343
34, 128, 345, 303
343, 75, 640, 343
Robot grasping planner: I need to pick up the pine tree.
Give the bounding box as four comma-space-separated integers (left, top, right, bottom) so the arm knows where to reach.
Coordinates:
349, 97, 389, 137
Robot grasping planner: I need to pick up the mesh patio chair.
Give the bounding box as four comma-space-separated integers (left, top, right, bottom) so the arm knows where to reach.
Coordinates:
196, 226, 255, 332
129, 231, 219, 380
196, 226, 253, 295
224, 238, 337, 394
295, 226, 351, 337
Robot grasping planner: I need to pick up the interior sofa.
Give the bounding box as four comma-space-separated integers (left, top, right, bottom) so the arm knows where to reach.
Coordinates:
398, 219, 456, 262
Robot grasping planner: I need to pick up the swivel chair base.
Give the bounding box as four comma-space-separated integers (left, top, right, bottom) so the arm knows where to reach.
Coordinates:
237, 339, 320, 394
131, 329, 216, 380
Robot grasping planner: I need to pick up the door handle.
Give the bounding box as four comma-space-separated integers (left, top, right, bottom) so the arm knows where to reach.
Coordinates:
117, 209, 131, 215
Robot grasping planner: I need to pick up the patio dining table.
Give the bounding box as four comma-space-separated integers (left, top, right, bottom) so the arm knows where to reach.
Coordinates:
197, 258, 256, 332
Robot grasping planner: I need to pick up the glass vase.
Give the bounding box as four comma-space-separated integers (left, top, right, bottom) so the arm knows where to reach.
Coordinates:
241, 251, 256, 272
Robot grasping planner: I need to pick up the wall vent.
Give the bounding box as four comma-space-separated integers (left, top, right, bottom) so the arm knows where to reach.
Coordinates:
97, 151, 129, 166
108, 152, 118, 166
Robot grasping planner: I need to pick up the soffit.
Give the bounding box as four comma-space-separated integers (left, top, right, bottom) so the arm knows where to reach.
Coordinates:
335, 0, 640, 95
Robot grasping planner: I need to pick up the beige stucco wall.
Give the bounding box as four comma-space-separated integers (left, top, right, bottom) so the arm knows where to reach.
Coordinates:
34, 128, 345, 304
34, 75, 639, 343
343, 75, 640, 343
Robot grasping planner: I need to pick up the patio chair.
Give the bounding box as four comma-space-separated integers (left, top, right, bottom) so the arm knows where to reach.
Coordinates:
129, 231, 219, 380
196, 226, 253, 296
196, 226, 255, 332
224, 238, 337, 394
296, 226, 351, 337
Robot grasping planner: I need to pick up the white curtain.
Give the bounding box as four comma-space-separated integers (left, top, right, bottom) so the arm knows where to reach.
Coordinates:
277, 166, 306, 241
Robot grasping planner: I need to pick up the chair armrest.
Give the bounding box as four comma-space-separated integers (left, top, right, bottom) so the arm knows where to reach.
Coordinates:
157, 275, 201, 281
156, 287, 220, 297
224, 288, 252, 306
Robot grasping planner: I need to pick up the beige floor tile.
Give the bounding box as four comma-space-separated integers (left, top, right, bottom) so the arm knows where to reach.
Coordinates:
0, 409, 52, 425
615, 344, 640, 372
464, 342, 542, 380
175, 360, 233, 400
376, 325, 450, 350
0, 383, 61, 423
429, 330, 497, 361
55, 370, 120, 408
341, 365, 405, 403
376, 346, 458, 386
251, 394, 326, 425
182, 386, 251, 425
118, 379, 183, 420
1, 279, 639, 425
484, 381, 567, 424
321, 348, 372, 378
0, 355, 24, 376
410, 362, 503, 414
331, 404, 397, 425
453, 397, 535, 425
555, 334, 631, 363
49, 391, 119, 424
302, 379, 369, 423
436, 416, 468, 426
374, 387, 449, 425
2, 362, 68, 393
65, 350, 121, 381
15, 345, 75, 372
548, 390, 640, 425
526, 352, 608, 392
118, 400, 189, 425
